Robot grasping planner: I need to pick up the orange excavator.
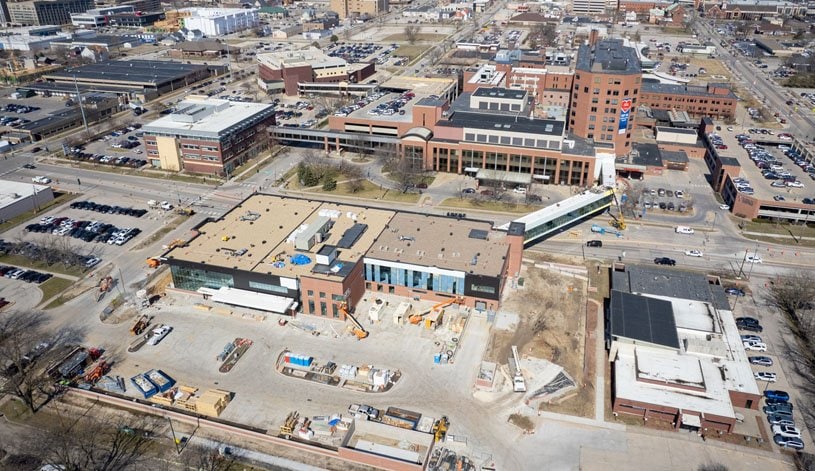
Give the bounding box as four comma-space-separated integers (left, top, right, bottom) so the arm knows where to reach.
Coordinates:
408, 297, 464, 326
340, 302, 368, 339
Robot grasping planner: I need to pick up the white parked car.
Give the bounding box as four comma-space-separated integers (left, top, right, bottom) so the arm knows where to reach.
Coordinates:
746, 255, 763, 264
684, 250, 703, 257
772, 424, 802, 439
160, 201, 173, 211
32, 176, 51, 184
755, 371, 777, 382
744, 341, 768, 352
675, 190, 684, 198
719, 204, 730, 210
786, 181, 804, 188
147, 325, 172, 346
513, 187, 527, 194
675, 226, 695, 234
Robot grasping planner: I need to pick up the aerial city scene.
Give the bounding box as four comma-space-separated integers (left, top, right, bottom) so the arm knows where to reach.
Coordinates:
0, 0, 814, 469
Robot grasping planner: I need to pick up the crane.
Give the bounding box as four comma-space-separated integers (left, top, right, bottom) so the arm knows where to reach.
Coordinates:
408, 296, 464, 325
340, 302, 368, 339
511, 345, 527, 393
609, 191, 627, 231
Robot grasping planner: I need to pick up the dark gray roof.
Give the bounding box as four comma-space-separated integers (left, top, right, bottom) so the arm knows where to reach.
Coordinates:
642, 82, 737, 99
472, 87, 526, 100
576, 39, 640, 75
661, 150, 689, 163
633, 143, 662, 167
610, 291, 680, 349
440, 110, 564, 136
720, 156, 741, 167
46, 60, 209, 87
612, 264, 731, 311
564, 134, 597, 157
415, 97, 446, 107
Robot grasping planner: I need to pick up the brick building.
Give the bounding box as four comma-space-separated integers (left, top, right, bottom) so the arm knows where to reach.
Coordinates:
257, 47, 375, 96
639, 82, 737, 119
142, 96, 275, 176
571, 39, 642, 157
329, 0, 387, 19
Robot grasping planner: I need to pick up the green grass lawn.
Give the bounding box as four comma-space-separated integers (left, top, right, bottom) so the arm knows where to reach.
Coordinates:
439, 197, 538, 214
0, 254, 85, 277
312, 179, 420, 204
38, 276, 74, 304
0, 192, 76, 234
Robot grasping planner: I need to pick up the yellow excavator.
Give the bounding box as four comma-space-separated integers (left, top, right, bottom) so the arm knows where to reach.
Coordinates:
340, 302, 369, 339
432, 416, 449, 442
408, 297, 464, 326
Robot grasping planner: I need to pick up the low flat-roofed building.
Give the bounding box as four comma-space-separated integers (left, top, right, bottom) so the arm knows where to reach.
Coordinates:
166, 194, 523, 316
40, 60, 215, 100
608, 265, 761, 433
0, 180, 54, 221
257, 47, 371, 96
639, 82, 737, 120
340, 418, 433, 470
142, 96, 275, 175
364, 212, 519, 311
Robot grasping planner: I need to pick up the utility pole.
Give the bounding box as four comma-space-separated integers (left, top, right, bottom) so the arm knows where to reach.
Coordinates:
73, 75, 89, 135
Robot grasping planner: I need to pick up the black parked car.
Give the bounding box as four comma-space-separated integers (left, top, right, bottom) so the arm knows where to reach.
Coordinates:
654, 257, 676, 266
586, 240, 603, 247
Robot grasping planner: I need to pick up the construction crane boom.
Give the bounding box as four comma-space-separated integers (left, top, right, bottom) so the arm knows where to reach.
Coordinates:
408, 296, 463, 325
341, 303, 368, 339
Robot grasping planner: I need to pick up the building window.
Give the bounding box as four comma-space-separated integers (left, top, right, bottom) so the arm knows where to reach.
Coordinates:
307, 290, 314, 296
470, 284, 496, 295
170, 265, 234, 291
308, 300, 315, 313
332, 304, 339, 318
331, 294, 345, 302
320, 302, 327, 316
319, 292, 325, 298
248, 280, 288, 294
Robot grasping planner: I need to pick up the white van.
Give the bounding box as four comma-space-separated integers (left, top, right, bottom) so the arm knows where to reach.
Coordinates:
675, 226, 695, 234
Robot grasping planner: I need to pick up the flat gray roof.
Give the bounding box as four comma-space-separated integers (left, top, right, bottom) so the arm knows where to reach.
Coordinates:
612, 265, 731, 311
44, 60, 210, 87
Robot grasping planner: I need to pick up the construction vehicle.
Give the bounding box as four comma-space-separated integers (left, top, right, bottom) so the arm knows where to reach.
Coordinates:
340, 303, 368, 339
146, 257, 167, 268
511, 345, 527, 393
408, 297, 463, 326
432, 416, 449, 442
130, 315, 149, 336
83, 359, 110, 384
609, 192, 627, 231
96, 275, 113, 302
279, 411, 300, 439
175, 207, 195, 216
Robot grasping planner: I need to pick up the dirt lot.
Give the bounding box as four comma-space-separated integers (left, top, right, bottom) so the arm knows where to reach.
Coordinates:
484, 254, 589, 415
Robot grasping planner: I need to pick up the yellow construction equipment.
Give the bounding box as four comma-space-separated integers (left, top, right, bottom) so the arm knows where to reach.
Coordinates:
146, 257, 162, 268
432, 416, 449, 442
130, 315, 149, 335
340, 302, 368, 339
279, 411, 300, 439
609, 192, 627, 231
408, 297, 464, 326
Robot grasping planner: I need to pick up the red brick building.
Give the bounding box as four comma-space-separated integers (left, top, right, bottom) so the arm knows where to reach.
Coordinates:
639, 82, 737, 119
142, 97, 276, 176
257, 47, 375, 96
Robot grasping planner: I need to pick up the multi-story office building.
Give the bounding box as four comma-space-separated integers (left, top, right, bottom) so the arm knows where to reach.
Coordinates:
257, 47, 375, 96
142, 96, 276, 175
570, 39, 642, 157
8, 0, 93, 25
180, 8, 259, 36
329, 0, 388, 19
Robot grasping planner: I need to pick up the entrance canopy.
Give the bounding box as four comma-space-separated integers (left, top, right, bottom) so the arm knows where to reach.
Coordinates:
681, 413, 701, 428
475, 169, 533, 186
198, 287, 297, 314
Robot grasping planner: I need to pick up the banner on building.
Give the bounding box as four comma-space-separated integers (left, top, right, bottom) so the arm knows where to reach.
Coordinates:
618, 98, 632, 135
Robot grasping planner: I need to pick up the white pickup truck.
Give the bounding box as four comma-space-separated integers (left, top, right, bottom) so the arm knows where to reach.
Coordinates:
348, 404, 380, 421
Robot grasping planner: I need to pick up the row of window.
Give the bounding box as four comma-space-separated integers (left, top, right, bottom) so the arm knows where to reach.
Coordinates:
642, 95, 732, 105
463, 133, 560, 150
183, 154, 220, 161
364, 263, 464, 295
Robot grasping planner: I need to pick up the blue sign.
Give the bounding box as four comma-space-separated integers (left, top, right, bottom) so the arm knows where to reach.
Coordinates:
618, 98, 632, 135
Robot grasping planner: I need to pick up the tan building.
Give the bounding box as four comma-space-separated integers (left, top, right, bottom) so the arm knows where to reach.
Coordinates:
570, 39, 642, 157
329, 0, 388, 19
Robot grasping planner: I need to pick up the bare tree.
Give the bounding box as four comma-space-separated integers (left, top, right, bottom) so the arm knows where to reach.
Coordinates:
35, 412, 161, 471
182, 444, 242, 471
404, 25, 420, 45
0, 311, 54, 413
765, 272, 815, 318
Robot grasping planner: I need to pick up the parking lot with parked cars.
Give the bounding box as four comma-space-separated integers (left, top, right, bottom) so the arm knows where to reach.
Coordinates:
71, 123, 148, 168
735, 313, 807, 450
25, 215, 142, 246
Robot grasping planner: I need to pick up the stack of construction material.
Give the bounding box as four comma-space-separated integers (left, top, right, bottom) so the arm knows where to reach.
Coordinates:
96, 375, 126, 394
338, 364, 358, 380
371, 369, 391, 388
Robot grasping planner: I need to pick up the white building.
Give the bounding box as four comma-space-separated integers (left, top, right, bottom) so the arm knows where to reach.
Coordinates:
570, 0, 607, 14
0, 180, 55, 222
0, 26, 72, 52
180, 8, 259, 37
71, 6, 133, 28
